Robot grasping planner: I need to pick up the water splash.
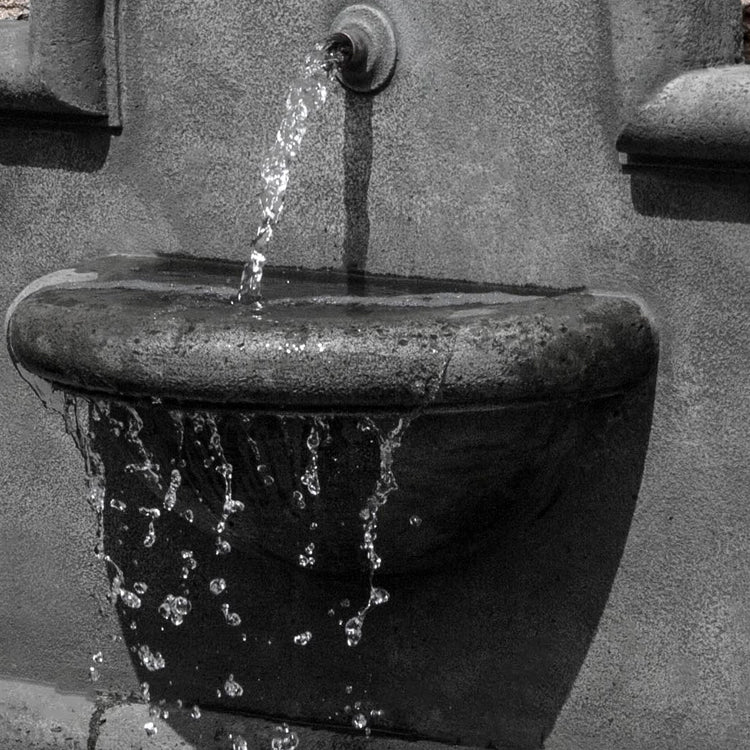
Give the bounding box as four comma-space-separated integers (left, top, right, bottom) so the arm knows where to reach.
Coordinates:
236, 41, 351, 306
64, 394, 413, 738
301, 419, 326, 496
345, 417, 410, 647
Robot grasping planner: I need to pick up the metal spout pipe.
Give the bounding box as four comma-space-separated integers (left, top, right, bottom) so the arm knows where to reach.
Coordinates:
328, 4, 397, 93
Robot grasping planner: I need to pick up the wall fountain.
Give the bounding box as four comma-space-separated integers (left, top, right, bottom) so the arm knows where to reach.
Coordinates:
4, 3, 659, 749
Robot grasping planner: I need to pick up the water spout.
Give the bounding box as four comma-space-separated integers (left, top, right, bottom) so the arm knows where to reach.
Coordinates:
329, 4, 398, 93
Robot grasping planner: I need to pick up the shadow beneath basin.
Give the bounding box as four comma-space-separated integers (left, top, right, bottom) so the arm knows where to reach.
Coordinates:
0, 122, 111, 172
86, 371, 656, 750
629, 168, 750, 223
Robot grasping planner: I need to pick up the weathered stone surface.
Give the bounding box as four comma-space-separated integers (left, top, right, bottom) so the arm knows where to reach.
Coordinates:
0, 678, 93, 749
7, 254, 656, 409
618, 65, 750, 167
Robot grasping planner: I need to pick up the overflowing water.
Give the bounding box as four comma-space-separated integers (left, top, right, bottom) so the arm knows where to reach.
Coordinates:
236, 40, 351, 306
344, 417, 410, 649
62, 390, 419, 744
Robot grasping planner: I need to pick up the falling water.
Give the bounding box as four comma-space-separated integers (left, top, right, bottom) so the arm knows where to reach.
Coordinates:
63, 391, 417, 743
236, 40, 351, 306
344, 417, 410, 653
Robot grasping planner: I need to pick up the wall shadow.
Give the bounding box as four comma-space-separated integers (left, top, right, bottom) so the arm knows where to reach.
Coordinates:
628, 168, 750, 223
342, 91, 372, 295
88, 369, 657, 750
0, 121, 111, 172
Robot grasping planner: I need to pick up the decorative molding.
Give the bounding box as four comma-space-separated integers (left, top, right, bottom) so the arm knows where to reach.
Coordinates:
0, 0, 120, 127
617, 65, 750, 173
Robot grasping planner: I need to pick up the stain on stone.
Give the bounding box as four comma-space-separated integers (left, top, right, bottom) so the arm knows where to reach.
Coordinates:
342, 90, 373, 293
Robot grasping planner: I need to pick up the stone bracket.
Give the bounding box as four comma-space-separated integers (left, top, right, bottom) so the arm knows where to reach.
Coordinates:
617, 65, 750, 173
0, 0, 121, 128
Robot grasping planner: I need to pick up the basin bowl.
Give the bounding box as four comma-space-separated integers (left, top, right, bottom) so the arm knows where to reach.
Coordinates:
6, 254, 658, 740
6, 254, 657, 577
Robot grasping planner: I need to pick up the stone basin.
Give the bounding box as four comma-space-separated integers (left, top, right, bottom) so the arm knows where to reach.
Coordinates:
6, 253, 657, 577
7, 254, 655, 410
5, 254, 658, 740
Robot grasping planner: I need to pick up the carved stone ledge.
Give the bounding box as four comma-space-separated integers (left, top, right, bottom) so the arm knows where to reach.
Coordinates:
0, 0, 120, 128
617, 65, 750, 173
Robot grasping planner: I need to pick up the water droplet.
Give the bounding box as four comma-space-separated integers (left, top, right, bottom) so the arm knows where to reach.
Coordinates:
88, 666, 100, 682
298, 554, 315, 568
143, 721, 157, 737
215, 537, 231, 555
110, 499, 127, 512
181, 509, 194, 523
181, 550, 198, 578
163, 469, 181, 510
352, 713, 368, 730
232, 734, 249, 750
221, 603, 242, 627
210, 578, 226, 595
137, 644, 165, 671
223, 674, 244, 697
293, 490, 306, 509
327, 609, 335, 617
340, 599, 350, 608
133, 582, 148, 595
119, 589, 142, 609
293, 631, 312, 646
345, 616, 363, 647
139, 507, 161, 519
190, 705, 201, 719
271, 723, 299, 750
143, 521, 156, 548
310, 522, 318, 530
92, 651, 104, 664
345, 685, 353, 694
140, 682, 150, 701
159, 594, 191, 626
409, 515, 422, 527
371, 587, 389, 606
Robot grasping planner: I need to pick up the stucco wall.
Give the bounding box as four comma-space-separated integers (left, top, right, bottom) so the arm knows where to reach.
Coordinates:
1, 0, 750, 747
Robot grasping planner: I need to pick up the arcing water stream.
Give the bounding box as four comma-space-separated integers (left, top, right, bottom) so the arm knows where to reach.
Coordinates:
236, 39, 351, 307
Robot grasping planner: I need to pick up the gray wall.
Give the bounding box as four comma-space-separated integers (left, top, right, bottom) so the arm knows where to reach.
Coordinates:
1, 0, 750, 747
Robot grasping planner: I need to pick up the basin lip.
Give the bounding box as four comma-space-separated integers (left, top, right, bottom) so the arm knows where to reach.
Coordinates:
7, 254, 658, 410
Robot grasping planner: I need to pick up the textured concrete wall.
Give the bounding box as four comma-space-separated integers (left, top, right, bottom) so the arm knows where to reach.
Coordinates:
1, 0, 750, 747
